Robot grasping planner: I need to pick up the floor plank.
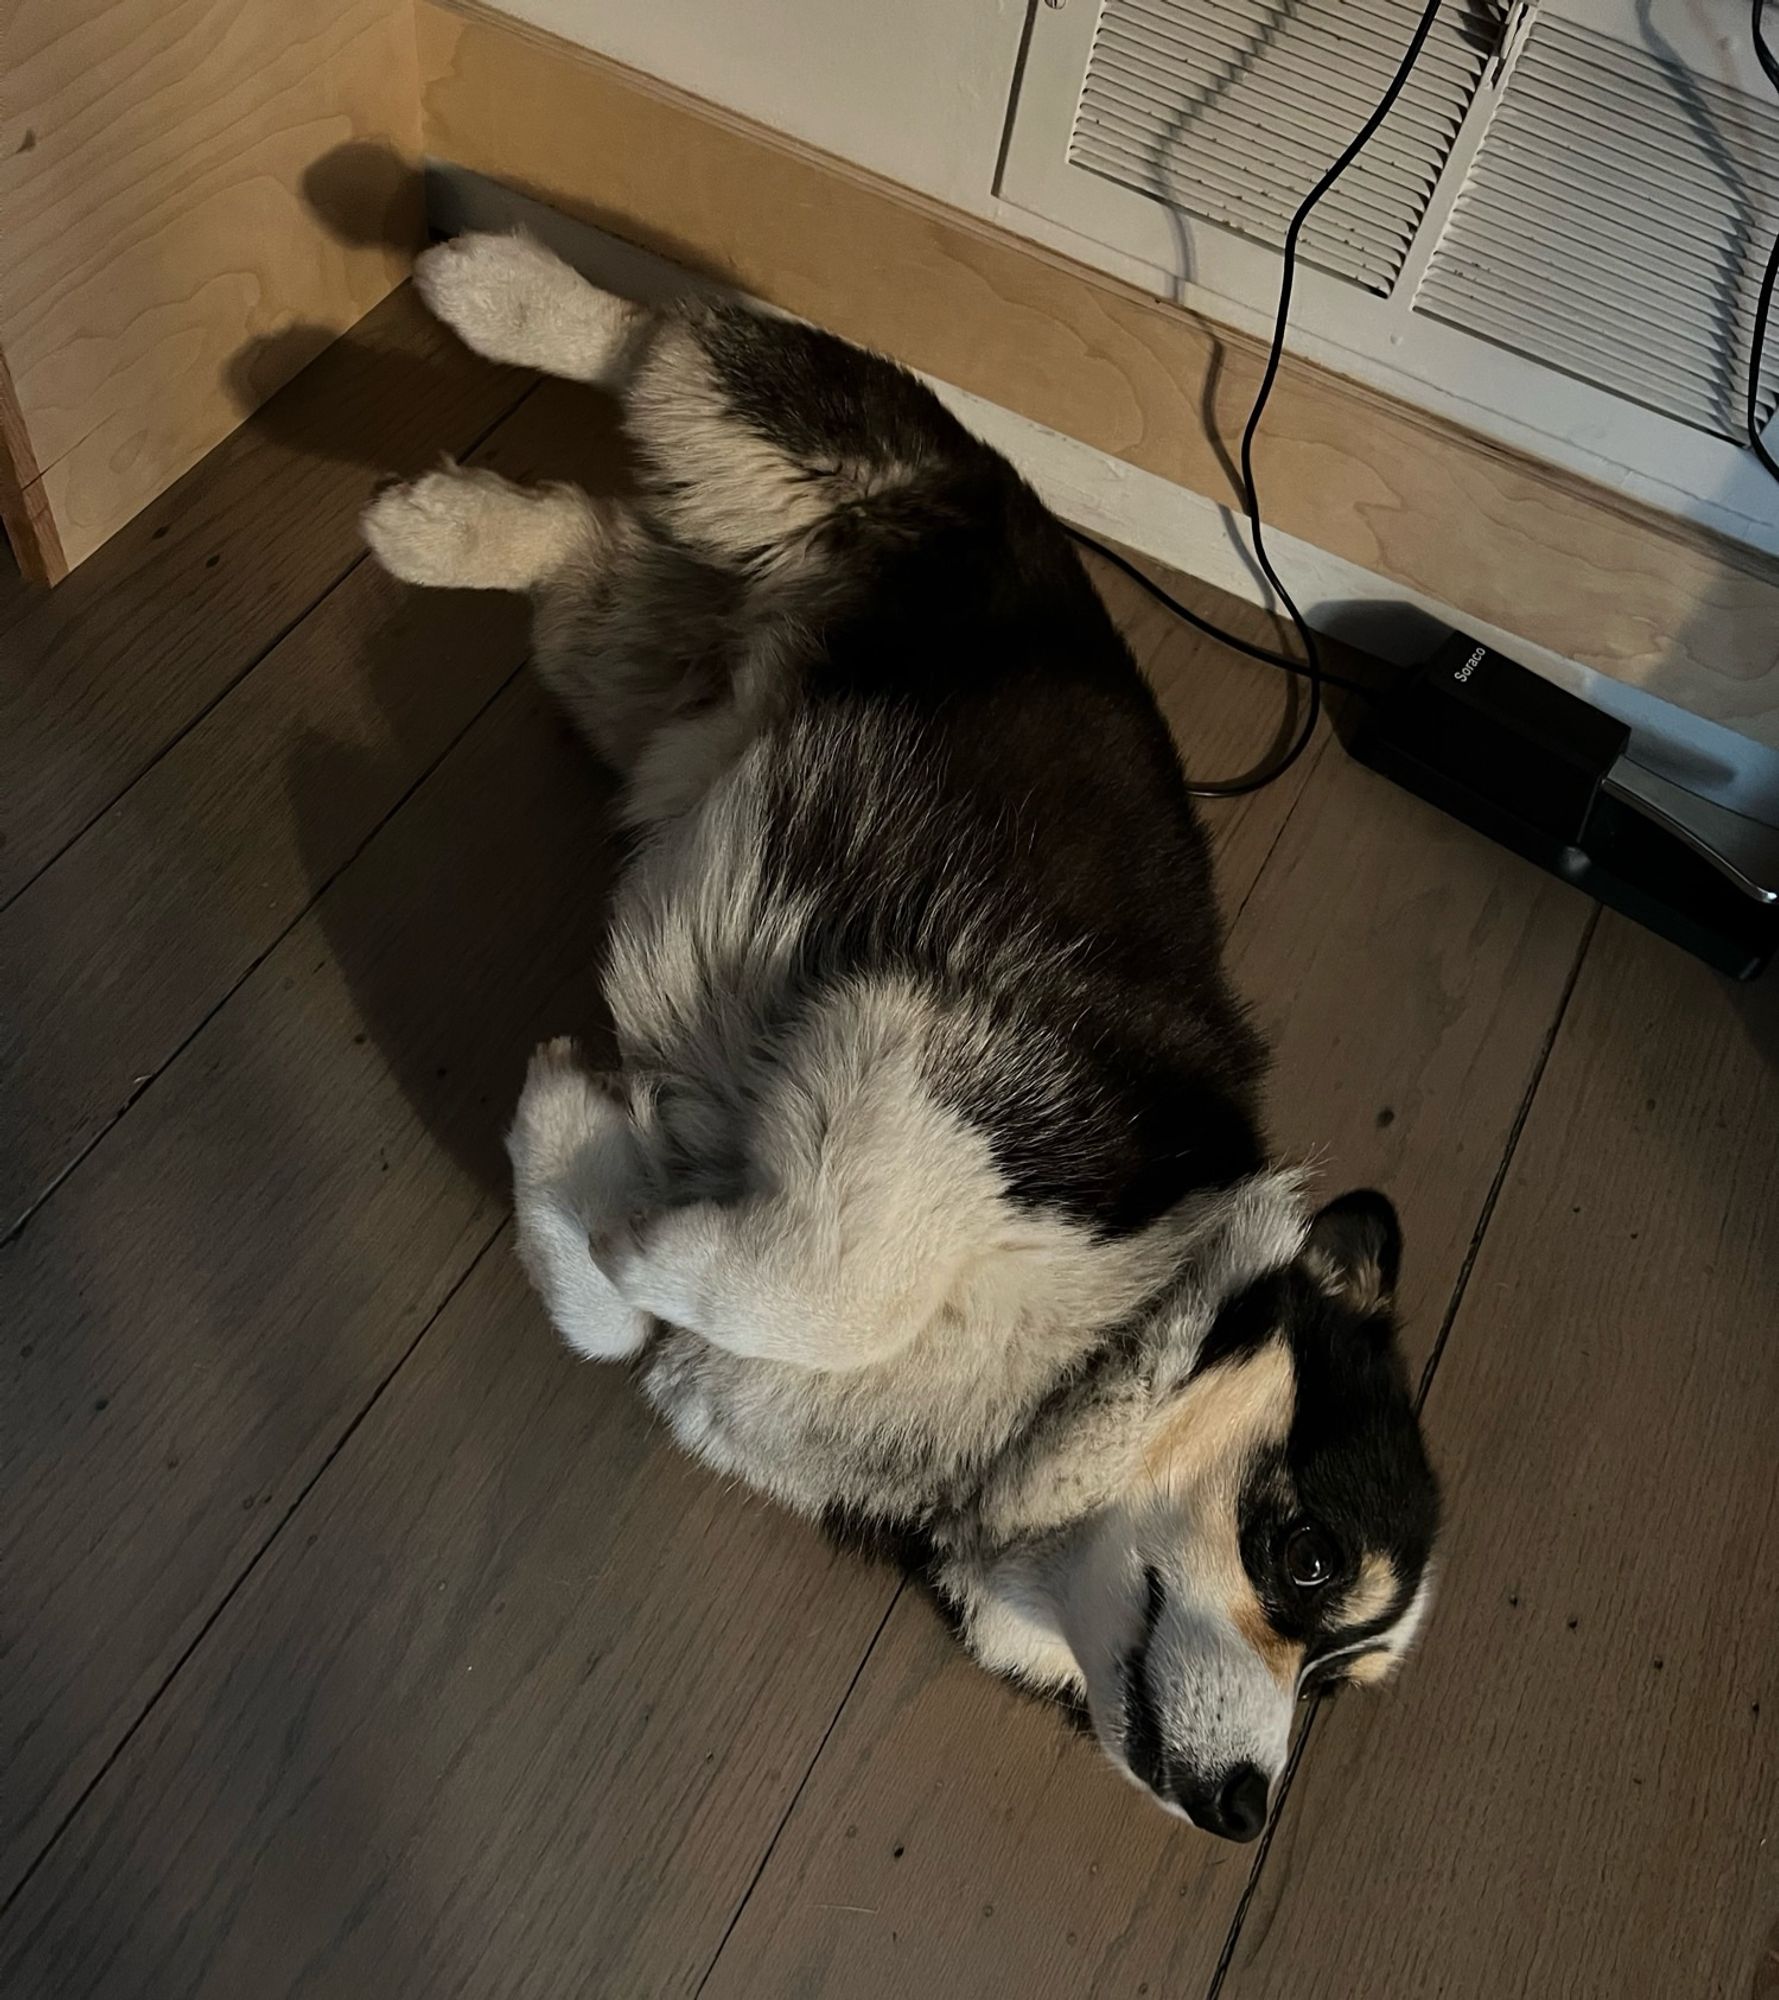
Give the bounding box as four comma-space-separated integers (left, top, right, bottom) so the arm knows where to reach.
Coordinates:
0, 285, 526, 906
1214, 919, 1779, 2000
0, 379, 631, 1235
699, 730, 1592, 2000
0, 677, 615, 1901
0, 1240, 897, 2000
1223, 749, 1593, 1371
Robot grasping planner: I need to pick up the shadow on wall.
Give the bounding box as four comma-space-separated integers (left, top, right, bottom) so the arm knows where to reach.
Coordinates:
225, 147, 452, 457
222, 141, 428, 425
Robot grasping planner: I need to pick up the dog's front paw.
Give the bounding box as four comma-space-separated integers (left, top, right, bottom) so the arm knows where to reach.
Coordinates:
514, 1179, 650, 1362
508, 1037, 620, 1187
509, 1041, 648, 1361
362, 465, 575, 591
589, 1200, 723, 1332
361, 465, 488, 586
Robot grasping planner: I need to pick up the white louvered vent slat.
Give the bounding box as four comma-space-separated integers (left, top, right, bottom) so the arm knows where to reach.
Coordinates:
1068, 0, 1505, 296
1419, 13, 1779, 440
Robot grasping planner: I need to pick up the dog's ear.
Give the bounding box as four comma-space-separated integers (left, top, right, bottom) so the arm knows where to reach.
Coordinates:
1303, 1190, 1402, 1315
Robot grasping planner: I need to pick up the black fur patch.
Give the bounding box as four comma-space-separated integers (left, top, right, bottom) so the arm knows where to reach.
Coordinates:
1190, 1272, 1290, 1378
696, 302, 980, 489
1121, 1566, 1170, 1794
710, 304, 1268, 1238
1235, 1272, 1440, 1650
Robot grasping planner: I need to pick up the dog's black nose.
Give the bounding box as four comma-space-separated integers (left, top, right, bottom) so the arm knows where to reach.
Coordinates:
1210, 1763, 1270, 1841
1178, 1762, 1269, 1841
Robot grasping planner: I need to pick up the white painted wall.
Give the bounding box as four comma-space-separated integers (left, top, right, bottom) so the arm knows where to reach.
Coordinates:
494, 0, 1028, 213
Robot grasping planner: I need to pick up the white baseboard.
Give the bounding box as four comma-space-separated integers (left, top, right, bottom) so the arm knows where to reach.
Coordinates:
426, 161, 1779, 829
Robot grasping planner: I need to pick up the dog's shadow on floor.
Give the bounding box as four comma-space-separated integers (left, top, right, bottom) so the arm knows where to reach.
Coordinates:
279, 385, 636, 1201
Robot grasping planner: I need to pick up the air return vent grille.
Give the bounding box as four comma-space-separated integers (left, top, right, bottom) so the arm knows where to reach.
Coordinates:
1418, 14, 1779, 439
1068, 0, 1505, 296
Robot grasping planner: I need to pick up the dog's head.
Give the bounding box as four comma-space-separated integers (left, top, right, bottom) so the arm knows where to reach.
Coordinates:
1061, 1190, 1439, 1839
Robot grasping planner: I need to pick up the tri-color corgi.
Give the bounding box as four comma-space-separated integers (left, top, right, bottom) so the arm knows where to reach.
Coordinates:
362, 231, 1440, 1841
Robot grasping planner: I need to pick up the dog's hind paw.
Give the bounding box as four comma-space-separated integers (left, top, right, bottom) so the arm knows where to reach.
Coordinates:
415, 232, 641, 385
416, 233, 572, 362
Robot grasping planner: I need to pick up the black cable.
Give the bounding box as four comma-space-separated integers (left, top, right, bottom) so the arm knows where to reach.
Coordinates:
1750, 0, 1779, 483
1092, 0, 1779, 783
1072, 0, 1448, 797
1069, 531, 1373, 695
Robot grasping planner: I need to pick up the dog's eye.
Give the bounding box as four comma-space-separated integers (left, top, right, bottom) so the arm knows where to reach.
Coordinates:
1283, 1525, 1338, 1590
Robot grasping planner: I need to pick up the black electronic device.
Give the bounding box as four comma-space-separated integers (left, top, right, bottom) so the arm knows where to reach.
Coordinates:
1352, 634, 1779, 980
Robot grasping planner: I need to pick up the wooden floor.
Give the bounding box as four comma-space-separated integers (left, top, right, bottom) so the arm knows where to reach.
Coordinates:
4, 287, 1776, 2000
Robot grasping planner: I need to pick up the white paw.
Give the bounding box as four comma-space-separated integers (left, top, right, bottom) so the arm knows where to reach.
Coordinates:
362, 468, 589, 591
591, 1200, 724, 1331
515, 1182, 650, 1361
509, 1041, 649, 1361
508, 1037, 618, 1186
415, 231, 641, 385
416, 233, 564, 361
361, 466, 508, 587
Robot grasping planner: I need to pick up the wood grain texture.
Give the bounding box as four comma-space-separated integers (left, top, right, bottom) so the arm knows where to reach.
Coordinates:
0, 0, 423, 571
0, 676, 617, 1902
0, 379, 630, 1237
0, 1241, 900, 2000
1222, 752, 1591, 1371
1217, 921, 1779, 2000
0, 285, 527, 908
697, 630, 1592, 2000
416, 0, 1779, 747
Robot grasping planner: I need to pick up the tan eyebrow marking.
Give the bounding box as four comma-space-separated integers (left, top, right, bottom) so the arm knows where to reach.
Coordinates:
1142, 1339, 1294, 1486
1336, 1552, 1401, 1630
1343, 1647, 1398, 1687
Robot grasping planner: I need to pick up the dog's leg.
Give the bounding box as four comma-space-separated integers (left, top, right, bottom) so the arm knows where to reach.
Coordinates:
415, 232, 651, 387
362, 464, 746, 818
413, 232, 862, 567
591, 1198, 930, 1372
508, 1039, 650, 1361
361, 466, 609, 592
587, 993, 1007, 1372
